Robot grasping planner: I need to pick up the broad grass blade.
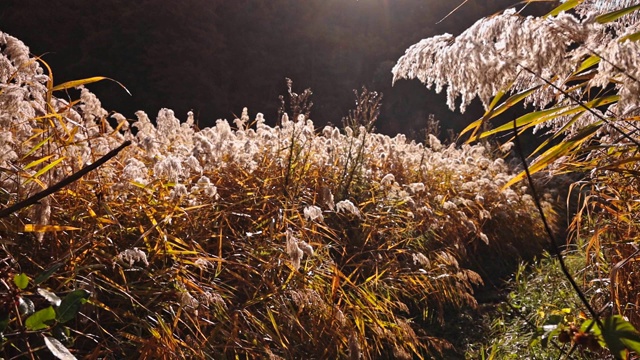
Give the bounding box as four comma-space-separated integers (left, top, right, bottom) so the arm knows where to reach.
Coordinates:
595, 4, 640, 24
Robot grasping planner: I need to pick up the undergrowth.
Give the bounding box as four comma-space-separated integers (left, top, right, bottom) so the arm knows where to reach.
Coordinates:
467, 243, 611, 359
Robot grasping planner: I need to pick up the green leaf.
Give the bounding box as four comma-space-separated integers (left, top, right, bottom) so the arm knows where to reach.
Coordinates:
459, 117, 485, 139
462, 86, 540, 141
20, 135, 53, 161
486, 88, 507, 113
526, 94, 619, 157
528, 111, 585, 158
56, 289, 90, 324
574, 55, 600, 74
34, 263, 64, 285
23, 155, 55, 170
13, 273, 29, 290
585, 315, 640, 359
620, 30, 640, 42
25, 306, 56, 331
478, 106, 567, 139
461, 87, 508, 139
595, 5, 640, 24
44, 335, 77, 360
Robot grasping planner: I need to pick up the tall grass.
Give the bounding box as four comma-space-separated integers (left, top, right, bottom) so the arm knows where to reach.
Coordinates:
393, 0, 640, 357
0, 31, 556, 359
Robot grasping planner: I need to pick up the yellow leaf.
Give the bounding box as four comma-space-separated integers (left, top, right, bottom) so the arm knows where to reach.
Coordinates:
51, 76, 131, 96
573, 55, 600, 75
595, 4, 640, 24
545, 0, 584, 17
579, 311, 588, 320
478, 106, 567, 139
463, 86, 540, 141
266, 307, 287, 348
20, 135, 53, 161
96, 218, 119, 225
23, 155, 55, 170
51, 76, 107, 91
620, 30, 640, 42
504, 122, 601, 189
24, 157, 65, 185
24, 224, 81, 232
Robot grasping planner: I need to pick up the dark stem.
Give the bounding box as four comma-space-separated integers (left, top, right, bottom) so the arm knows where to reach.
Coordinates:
0, 140, 131, 219
510, 120, 603, 330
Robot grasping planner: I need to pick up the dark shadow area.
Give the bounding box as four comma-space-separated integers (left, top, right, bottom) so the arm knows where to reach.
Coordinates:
0, 0, 552, 139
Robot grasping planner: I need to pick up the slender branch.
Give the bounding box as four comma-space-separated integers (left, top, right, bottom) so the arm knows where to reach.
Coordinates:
510, 120, 603, 330
0, 140, 131, 219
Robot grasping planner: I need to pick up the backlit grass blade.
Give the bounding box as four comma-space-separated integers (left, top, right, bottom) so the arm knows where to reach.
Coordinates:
573, 55, 600, 75
463, 86, 540, 142
504, 121, 602, 189
64, 126, 80, 145
620, 30, 640, 42
266, 307, 287, 348
529, 111, 586, 158
24, 224, 81, 232
477, 107, 567, 139
595, 4, 640, 24
20, 135, 54, 161
597, 156, 640, 172
459, 118, 485, 139
24, 157, 65, 185
484, 94, 618, 141
459, 87, 506, 139
459, 81, 517, 139
23, 154, 55, 170
52, 76, 131, 96
37, 57, 54, 107
545, 0, 584, 17
483, 86, 540, 118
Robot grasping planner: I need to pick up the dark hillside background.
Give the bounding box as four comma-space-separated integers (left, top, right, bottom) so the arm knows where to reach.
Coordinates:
0, 0, 552, 137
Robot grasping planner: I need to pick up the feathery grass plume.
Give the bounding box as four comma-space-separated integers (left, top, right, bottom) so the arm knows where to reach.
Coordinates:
303, 205, 324, 222
335, 199, 361, 217
285, 228, 304, 270
114, 248, 149, 268
393, 9, 593, 113
393, 2, 640, 181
